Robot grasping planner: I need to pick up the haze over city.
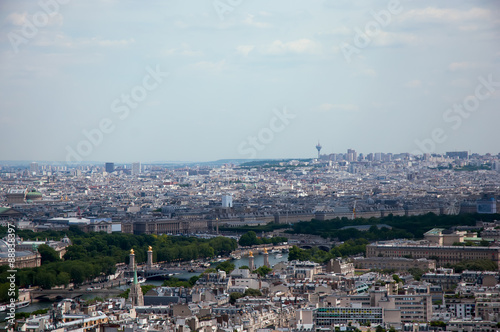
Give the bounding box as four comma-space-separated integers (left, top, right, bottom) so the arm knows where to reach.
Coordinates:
3, 2, 500, 329
1, 0, 499, 162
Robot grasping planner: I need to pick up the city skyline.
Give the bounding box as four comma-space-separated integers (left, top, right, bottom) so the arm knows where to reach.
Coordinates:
0, 147, 499, 166
1, 0, 499, 163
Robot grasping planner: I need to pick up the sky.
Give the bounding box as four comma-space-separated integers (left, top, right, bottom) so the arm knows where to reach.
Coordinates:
0, 0, 499, 163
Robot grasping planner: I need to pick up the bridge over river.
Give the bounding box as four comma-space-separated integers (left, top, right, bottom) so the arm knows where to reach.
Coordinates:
31, 288, 124, 301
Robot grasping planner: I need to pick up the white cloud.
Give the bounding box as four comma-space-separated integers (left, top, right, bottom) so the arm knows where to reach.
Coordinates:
318, 26, 351, 36
236, 45, 255, 56
6, 12, 28, 26
399, 7, 491, 23
372, 31, 419, 47
193, 60, 226, 71
6, 11, 63, 27
37, 36, 136, 48
163, 44, 202, 57
97, 38, 135, 47
319, 103, 358, 112
242, 14, 271, 28
448, 62, 476, 72
263, 39, 321, 55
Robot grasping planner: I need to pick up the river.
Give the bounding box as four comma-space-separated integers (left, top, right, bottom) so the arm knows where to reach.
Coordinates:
138, 252, 289, 287
0, 252, 289, 320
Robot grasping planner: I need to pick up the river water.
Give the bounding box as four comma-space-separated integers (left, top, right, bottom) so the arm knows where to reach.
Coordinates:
132, 252, 289, 287
0, 252, 289, 321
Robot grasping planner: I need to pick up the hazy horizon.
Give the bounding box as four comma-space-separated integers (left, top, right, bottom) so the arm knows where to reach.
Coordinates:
1, 0, 499, 163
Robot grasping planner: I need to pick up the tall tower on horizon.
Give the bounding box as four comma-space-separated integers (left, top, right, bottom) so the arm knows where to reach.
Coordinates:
132, 162, 141, 175
105, 162, 114, 173
315, 142, 322, 159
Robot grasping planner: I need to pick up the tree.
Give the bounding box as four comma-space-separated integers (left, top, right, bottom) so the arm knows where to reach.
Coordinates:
216, 261, 235, 274
56, 272, 70, 286
254, 266, 272, 277
68, 263, 87, 285
480, 240, 490, 247
63, 245, 88, 261
36, 271, 56, 289
408, 267, 424, 281
244, 288, 262, 297
430, 321, 446, 328
0, 283, 17, 302
392, 274, 402, 284
229, 292, 243, 304
238, 231, 259, 246
188, 275, 200, 286
37, 244, 61, 264
452, 259, 498, 273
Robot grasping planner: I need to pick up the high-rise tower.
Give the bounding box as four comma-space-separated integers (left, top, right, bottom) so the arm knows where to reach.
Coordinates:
315, 142, 322, 159
132, 162, 141, 175
105, 162, 114, 173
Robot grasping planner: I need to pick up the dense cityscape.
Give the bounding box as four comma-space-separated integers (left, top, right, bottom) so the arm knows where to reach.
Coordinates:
2, 0, 499, 331
0, 149, 500, 331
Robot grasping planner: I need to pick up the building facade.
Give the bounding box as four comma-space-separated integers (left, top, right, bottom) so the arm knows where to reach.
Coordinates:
366, 243, 500, 270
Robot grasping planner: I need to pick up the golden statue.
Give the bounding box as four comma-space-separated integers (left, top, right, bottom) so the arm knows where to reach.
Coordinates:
263, 248, 268, 254
148, 246, 153, 251
249, 250, 253, 257
130, 249, 134, 255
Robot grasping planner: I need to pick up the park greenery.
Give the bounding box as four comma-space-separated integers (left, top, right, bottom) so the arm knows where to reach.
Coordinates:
289, 212, 500, 240
0, 226, 237, 290
450, 259, 498, 272
1, 212, 498, 292
219, 223, 289, 233
288, 239, 370, 263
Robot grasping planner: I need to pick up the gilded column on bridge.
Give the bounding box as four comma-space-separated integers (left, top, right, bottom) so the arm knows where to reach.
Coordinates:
129, 249, 135, 270
147, 246, 153, 270
248, 250, 255, 271
263, 248, 270, 268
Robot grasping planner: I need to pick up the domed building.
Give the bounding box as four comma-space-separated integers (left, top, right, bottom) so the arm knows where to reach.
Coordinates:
25, 189, 43, 202
0, 239, 41, 269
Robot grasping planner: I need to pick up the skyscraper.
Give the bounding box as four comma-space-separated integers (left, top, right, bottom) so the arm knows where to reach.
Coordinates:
105, 162, 114, 173
30, 162, 39, 175
347, 149, 357, 162
132, 162, 141, 175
